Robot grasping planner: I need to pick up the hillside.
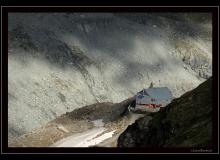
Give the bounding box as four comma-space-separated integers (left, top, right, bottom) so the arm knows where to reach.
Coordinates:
8, 13, 212, 141
9, 97, 143, 147
118, 77, 212, 147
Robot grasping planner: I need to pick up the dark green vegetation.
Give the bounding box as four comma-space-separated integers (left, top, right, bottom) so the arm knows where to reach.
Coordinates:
118, 78, 212, 147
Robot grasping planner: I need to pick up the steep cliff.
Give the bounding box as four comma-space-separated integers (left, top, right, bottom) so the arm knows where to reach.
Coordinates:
117, 77, 212, 147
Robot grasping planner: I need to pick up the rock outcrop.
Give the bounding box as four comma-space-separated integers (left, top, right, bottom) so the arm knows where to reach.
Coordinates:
118, 77, 212, 147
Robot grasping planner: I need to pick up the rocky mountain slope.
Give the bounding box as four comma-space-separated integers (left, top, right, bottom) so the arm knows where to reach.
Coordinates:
8, 13, 212, 140
117, 77, 212, 147
9, 97, 143, 147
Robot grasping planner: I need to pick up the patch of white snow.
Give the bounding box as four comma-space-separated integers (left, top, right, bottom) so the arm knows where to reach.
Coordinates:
92, 119, 104, 127
50, 126, 115, 147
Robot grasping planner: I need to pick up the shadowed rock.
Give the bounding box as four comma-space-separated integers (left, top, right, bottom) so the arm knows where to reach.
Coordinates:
118, 77, 212, 147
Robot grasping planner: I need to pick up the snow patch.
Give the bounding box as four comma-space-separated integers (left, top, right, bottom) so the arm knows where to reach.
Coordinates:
50, 127, 115, 147
92, 119, 104, 127
57, 125, 69, 133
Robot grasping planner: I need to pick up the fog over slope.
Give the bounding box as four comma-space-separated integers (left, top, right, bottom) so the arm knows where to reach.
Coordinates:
8, 13, 212, 140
